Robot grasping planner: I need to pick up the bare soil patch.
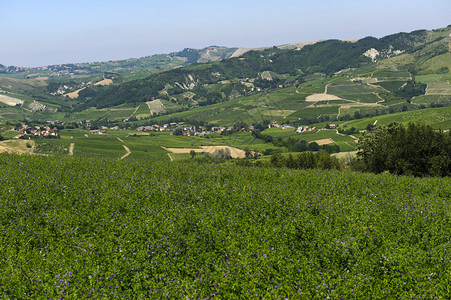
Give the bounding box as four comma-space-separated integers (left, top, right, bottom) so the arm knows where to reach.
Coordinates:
65, 79, 113, 99
306, 93, 342, 102
0, 140, 34, 154
69, 143, 75, 155
312, 138, 334, 145
0, 94, 24, 106
65, 88, 85, 99
94, 79, 113, 86
163, 146, 246, 158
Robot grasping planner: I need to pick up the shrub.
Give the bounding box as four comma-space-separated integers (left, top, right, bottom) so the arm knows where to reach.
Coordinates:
357, 122, 451, 176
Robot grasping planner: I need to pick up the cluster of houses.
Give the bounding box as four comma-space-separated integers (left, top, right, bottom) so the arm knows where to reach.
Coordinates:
14, 124, 59, 139
238, 77, 287, 91
12, 118, 320, 139
133, 121, 317, 136
267, 123, 316, 133
136, 122, 186, 132
240, 78, 262, 92
89, 125, 128, 134
136, 122, 243, 136
296, 125, 317, 133
89, 129, 108, 135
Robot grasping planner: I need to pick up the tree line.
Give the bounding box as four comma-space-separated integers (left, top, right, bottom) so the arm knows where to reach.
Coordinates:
357, 122, 451, 177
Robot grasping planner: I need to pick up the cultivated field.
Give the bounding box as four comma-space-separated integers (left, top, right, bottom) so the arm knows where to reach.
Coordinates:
64, 88, 84, 99
65, 79, 113, 99
0, 139, 34, 154
163, 145, 246, 158
1, 155, 450, 298
305, 93, 342, 102
94, 78, 113, 86
0, 94, 24, 106
146, 99, 166, 115
312, 138, 334, 145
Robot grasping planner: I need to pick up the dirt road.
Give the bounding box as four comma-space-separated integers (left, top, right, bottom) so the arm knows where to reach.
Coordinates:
121, 145, 131, 160
69, 143, 75, 155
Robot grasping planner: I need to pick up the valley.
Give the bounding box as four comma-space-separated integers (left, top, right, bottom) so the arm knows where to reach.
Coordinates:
1, 23, 451, 299
1, 26, 450, 163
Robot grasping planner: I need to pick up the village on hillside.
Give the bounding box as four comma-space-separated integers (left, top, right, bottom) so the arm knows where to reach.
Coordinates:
10, 118, 318, 139
13, 123, 59, 139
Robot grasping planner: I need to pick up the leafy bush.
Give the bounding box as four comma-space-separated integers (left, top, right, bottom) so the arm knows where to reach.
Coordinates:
269, 151, 340, 170
357, 122, 451, 176
211, 148, 232, 159
395, 80, 427, 100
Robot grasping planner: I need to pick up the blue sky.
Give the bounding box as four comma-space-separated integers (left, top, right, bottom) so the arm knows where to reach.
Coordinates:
1, 0, 450, 67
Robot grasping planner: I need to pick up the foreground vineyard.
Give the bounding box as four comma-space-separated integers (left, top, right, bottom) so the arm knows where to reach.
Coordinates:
0, 154, 450, 298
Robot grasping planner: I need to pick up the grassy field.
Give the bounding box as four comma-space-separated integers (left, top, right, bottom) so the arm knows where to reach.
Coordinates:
413, 94, 451, 106
261, 128, 358, 152
372, 69, 411, 80
340, 93, 381, 103
27, 130, 278, 160
147, 77, 393, 125
373, 81, 406, 92
2, 100, 450, 161
327, 83, 383, 95
416, 73, 451, 84
339, 106, 451, 130
0, 154, 450, 298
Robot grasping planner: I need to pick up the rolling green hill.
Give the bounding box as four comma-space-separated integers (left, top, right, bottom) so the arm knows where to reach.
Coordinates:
339, 106, 451, 130
65, 26, 450, 122
0, 26, 450, 130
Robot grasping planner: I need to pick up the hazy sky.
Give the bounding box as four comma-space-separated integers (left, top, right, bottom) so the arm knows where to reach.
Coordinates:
1, 0, 450, 67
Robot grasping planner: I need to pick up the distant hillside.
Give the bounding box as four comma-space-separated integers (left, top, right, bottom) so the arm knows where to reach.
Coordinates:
71, 27, 450, 111
0, 46, 239, 79
0, 41, 326, 79
0, 26, 449, 125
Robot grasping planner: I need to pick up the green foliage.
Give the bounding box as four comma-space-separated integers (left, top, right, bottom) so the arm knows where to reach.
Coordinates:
395, 80, 427, 100
211, 148, 232, 160
1, 154, 450, 298
173, 127, 184, 136
357, 122, 451, 176
339, 106, 451, 130
269, 150, 340, 170
373, 81, 407, 92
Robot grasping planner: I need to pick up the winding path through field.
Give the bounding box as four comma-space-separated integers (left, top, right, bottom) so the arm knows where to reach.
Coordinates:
374, 93, 385, 104
127, 105, 140, 120
117, 137, 131, 160
121, 145, 131, 160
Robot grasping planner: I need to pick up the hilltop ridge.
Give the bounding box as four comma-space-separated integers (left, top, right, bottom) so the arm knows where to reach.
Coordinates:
0, 25, 449, 127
